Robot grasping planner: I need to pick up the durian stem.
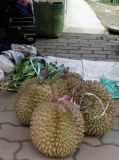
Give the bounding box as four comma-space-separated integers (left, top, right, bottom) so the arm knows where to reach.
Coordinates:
63, 67, 69, 78
51, 82, 59, 102
40, 59, 48, 79
41, 69, 46, 79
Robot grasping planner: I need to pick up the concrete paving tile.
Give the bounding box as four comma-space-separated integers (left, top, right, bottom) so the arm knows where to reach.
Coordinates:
0, 140, 19, 160
16, 141, 73, 160
101, 130, 119, 145
111, 116, 119, 130
76, 144, 119, 160
0, 91, 16, 111
83, 136, 101, 146
0, 111, 20, 125
115, 99, 119, 116
0, 124, 30, 141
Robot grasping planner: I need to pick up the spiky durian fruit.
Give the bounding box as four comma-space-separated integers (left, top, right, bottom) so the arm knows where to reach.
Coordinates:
15, 79, 53, 126
17, 77, 38, 94
74, 80, 115, 136
53, 71, 82, 97
30, 101, 84, 158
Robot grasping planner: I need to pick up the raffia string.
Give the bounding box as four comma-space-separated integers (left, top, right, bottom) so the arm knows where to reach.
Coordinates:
79, 92, 110, 124
58, 90, 80, 108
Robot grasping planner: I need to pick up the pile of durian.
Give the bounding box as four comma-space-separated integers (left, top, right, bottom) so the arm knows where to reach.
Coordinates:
14, 70, 115, 158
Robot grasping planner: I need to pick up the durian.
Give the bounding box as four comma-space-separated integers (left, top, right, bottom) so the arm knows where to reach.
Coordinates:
53, 71, 82, 97
74, 80, 115, 136
30, 101, 84, 158
15, 78, 53, 126
17, 77, 39, 93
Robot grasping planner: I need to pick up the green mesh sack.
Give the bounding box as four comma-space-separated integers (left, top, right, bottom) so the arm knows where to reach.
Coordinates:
34, 1, 64, 37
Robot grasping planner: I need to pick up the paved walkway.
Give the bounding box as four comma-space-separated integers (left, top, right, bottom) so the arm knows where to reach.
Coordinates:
0, 33, 119, 160
34, 33, 119, 61
0, 91, 119, 160
63, 0, 105, 34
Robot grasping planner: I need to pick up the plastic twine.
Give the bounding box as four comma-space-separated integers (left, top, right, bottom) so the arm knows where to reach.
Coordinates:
80, 92, 110, 124
30, 58, 41, 79
29, 56, 47, 79
58, 90, 80, 108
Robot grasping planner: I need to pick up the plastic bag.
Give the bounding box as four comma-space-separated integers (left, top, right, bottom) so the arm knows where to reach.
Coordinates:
0, 69, 4, 81
0, 55, 14, 73
99, 63, 119, 98
11, 44, 38, 57
2, 50, 24, 64
102, 63, 119, 81
100, 77, 119, 99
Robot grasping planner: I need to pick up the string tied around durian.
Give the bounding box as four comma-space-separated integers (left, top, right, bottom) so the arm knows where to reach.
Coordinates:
51, 82, 80, 108
58, 90, 80, 108
29, 56, 47, 80
79, 92, 110, 124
